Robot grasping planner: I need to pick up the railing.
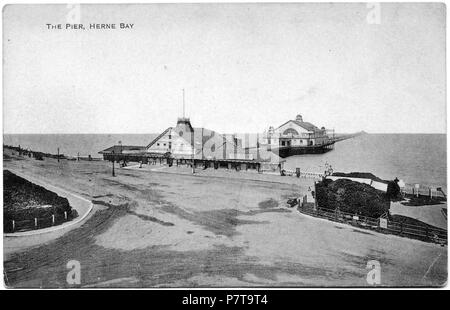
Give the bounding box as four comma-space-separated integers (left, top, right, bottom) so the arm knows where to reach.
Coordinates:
401, 186, 446, 199
265, 133, 328, 140
4, 210, 77, 233
283, 169, 324, 179
264, 129, 335, 140
297, 204, 447, 245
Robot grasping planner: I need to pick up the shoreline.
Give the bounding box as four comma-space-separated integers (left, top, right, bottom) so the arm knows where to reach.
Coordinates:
4, 141, 447, 192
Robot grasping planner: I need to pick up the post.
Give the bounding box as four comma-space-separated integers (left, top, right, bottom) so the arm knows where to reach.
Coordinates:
313, 181, 317, 211
52, 214, 55, 225
191, 131, 195, 174
429, 188, 432, 199
77, 152, 80, 161
12, 220, 15, 232
112, 151, 115, 177
34, 218, 38, 228
64, 211, 68, 220
57, 147, 60, 162
201, 127, 204, 160
256, 132, 260, 160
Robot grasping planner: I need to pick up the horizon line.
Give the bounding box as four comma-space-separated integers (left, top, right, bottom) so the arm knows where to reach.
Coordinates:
2, 131, 447, 135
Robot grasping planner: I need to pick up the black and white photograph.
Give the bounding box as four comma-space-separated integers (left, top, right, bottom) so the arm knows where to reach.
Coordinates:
1, 2, 447, 290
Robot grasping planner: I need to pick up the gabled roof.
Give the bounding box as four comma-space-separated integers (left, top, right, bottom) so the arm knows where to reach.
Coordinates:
98, 145, 146, 154
146, 127, 172, 149
276, 120, 319, 132
147, 126, 240, 150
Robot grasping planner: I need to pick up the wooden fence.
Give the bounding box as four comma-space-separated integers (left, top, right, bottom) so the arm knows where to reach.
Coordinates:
4, 211, 76, 233
297, 204, 447, 245
401, 186, 446, 199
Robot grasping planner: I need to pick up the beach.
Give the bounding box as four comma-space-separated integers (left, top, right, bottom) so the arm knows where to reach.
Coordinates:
3, 150, 447, 287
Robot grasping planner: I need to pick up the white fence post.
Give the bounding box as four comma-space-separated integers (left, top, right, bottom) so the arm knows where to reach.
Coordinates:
52, 214, 55, 225
12, 220, 15, 231
64, 211, 68, 220
34, 218, 38, 228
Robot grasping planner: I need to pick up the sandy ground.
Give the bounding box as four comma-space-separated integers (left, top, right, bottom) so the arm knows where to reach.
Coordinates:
2, 153, 447, 287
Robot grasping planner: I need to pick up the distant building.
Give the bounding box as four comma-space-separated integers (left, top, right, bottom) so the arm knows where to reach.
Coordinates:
263, 114, 335, 157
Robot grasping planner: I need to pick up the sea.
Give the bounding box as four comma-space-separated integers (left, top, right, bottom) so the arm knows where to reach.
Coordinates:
3, 133, 447, 190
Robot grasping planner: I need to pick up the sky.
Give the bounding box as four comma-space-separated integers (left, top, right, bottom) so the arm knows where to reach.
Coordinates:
2, 3, 446, 134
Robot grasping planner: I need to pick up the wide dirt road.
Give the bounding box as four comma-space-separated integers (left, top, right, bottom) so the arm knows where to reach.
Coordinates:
3, 155, 447, 287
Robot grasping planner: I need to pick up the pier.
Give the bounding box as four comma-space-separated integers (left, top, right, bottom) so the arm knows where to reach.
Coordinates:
262, 114, 365, 158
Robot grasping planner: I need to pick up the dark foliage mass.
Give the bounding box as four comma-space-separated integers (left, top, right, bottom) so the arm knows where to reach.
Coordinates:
316, 178, 390, 218
386, 180, 401, 200
3, 170, 77, 232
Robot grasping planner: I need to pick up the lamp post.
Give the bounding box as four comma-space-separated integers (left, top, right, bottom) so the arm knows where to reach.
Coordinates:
118, 140, 123, 167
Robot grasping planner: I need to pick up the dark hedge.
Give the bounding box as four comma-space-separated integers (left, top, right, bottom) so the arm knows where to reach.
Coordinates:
3, 170, 77, 232
316, 178, 390, 218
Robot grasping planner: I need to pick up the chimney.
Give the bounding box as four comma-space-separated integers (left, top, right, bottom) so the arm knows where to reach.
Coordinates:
296, 114, 303, 122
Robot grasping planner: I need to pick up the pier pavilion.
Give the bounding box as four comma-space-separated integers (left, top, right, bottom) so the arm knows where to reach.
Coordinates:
263, 114, 335, 157
99, 117, 284, 173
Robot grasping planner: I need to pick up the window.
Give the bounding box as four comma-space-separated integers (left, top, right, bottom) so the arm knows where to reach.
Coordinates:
283, 128, 299, 136
157, 143, 160, 146
163, 143, 166, 147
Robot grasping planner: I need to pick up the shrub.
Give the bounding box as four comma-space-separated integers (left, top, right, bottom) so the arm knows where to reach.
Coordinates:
316, 178, 390, 218
3, 170, 76, 232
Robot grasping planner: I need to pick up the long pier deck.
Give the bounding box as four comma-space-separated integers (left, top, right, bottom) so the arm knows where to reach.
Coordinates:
268, 131, 365, 158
